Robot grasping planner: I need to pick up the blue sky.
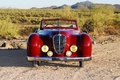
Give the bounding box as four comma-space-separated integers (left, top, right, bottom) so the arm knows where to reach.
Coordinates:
0, 0, 120, 9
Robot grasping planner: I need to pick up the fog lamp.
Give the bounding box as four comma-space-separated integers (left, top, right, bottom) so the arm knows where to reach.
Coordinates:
41, 45, 49, 52
66, 51, 72, 57
47, 51, 53, 57
70, 45, 78, 52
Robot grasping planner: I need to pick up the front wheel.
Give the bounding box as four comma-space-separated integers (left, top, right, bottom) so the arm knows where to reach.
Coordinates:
32, 61, 39, 67
79, 61, 84, 67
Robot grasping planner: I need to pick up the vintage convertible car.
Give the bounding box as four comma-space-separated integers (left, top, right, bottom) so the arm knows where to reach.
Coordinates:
27, 18, 92, 67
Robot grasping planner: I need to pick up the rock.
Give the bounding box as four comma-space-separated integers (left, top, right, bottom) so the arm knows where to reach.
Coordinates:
1, 42, 6, 47
1, 41, 13, 49
92, 41, 96, 45
11, 42, 18, 48
0, 40, 27, 49
101, 41, 104, 45
115, 77, 120, 80
19, 44, 27, 49
104, 40, 108, 44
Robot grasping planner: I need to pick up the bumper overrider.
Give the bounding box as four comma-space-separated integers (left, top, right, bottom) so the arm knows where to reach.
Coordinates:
27, 56, 92, 62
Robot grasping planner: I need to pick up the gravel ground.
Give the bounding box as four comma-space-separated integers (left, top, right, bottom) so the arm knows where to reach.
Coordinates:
0, 36, 120, 80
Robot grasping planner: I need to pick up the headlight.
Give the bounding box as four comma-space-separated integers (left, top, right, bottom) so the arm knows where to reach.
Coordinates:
70, 45, 78, 52
66, 51, 72, 57
41, 45, 49, 52
47, 51, 53, 57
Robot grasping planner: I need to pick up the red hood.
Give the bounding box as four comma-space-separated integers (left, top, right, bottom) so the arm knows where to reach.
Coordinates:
38, 29, 82, 56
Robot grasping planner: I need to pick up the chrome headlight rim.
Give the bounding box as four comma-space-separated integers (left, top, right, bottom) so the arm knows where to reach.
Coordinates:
70, 45, 78, 52
41, 45, 49, 53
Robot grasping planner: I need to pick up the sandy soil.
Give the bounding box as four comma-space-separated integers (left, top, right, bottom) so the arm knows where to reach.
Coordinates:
0, 35, 120, 80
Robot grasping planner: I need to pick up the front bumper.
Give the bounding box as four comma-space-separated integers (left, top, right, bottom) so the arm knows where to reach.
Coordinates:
27, 56, 92, 62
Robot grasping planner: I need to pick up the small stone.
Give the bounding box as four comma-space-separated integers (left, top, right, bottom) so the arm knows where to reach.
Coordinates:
101, 42, 104, 45
115, 77, 120, 80
1, 42, 6, 47
19, 44, 27, 49
104, 41, 108, 44
92, 41, 96, 45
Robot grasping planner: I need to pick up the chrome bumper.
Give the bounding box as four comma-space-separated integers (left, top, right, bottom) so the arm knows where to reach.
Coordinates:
27, 56, 92, 62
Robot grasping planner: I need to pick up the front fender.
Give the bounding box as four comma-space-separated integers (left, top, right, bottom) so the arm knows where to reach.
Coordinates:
77, 33, 92, 57
27, 33, 43, 57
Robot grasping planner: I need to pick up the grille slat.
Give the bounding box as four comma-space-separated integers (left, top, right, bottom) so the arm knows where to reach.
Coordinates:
53, 34, 66, 54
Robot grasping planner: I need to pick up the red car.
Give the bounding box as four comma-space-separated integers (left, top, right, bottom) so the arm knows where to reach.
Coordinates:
27, 18, 92, 67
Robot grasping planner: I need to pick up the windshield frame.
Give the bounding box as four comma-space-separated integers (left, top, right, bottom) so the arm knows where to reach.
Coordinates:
40, 18, 78, 30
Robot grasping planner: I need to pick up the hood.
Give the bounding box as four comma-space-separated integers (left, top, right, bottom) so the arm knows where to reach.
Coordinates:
37, 29, 81, 55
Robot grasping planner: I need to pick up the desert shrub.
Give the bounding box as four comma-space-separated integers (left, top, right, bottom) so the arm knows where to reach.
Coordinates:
82, 19, 94, 33
88, 5, 115, 35
0, 20, 20, 38
104, 26, 119, 35
114, 14, 120, 26
19, 26, 39, 37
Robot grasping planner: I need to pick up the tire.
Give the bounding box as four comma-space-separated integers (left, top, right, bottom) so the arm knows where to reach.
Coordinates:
32, 61, 39, 67
79, 61, 83, 67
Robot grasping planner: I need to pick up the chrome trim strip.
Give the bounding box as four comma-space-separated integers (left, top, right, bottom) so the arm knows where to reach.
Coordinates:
58, 30, 60, 55
27, 56, 92, 61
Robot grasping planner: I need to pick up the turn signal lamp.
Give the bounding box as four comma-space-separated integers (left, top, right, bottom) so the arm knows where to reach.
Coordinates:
47, 51, 53, 57
66, 51, 72, 57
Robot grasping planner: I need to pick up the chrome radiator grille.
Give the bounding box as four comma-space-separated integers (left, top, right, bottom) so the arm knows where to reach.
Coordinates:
53, 34, 66, 54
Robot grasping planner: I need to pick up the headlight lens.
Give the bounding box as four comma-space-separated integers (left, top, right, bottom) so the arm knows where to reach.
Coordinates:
66, 51, 72, 57
47, 51, 53, 57
70, 45, 78, 52
41, 45, 49, 52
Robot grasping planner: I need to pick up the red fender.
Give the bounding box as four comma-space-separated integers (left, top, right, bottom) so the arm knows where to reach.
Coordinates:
77, 34, 92, 57
82, 34, 92, 57
27, 33, 43, 57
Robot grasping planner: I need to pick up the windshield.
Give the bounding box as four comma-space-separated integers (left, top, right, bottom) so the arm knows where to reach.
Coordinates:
41, 19, 77, 28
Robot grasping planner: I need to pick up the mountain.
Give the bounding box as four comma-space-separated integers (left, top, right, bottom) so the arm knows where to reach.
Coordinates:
31, 1, 120, 10
53, 4, 71, 9
41, 5, 58, 9
38, 1, 93, 9
114, 4, 120, 9
71, 1, 93, 9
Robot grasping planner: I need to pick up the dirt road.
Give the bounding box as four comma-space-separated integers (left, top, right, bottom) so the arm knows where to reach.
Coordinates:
0, 36, 120, 80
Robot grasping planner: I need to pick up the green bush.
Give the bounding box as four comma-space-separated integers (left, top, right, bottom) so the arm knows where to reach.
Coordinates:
19, 26, 39, 37
0, 20, 20, 38
114, 14, 120, 26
